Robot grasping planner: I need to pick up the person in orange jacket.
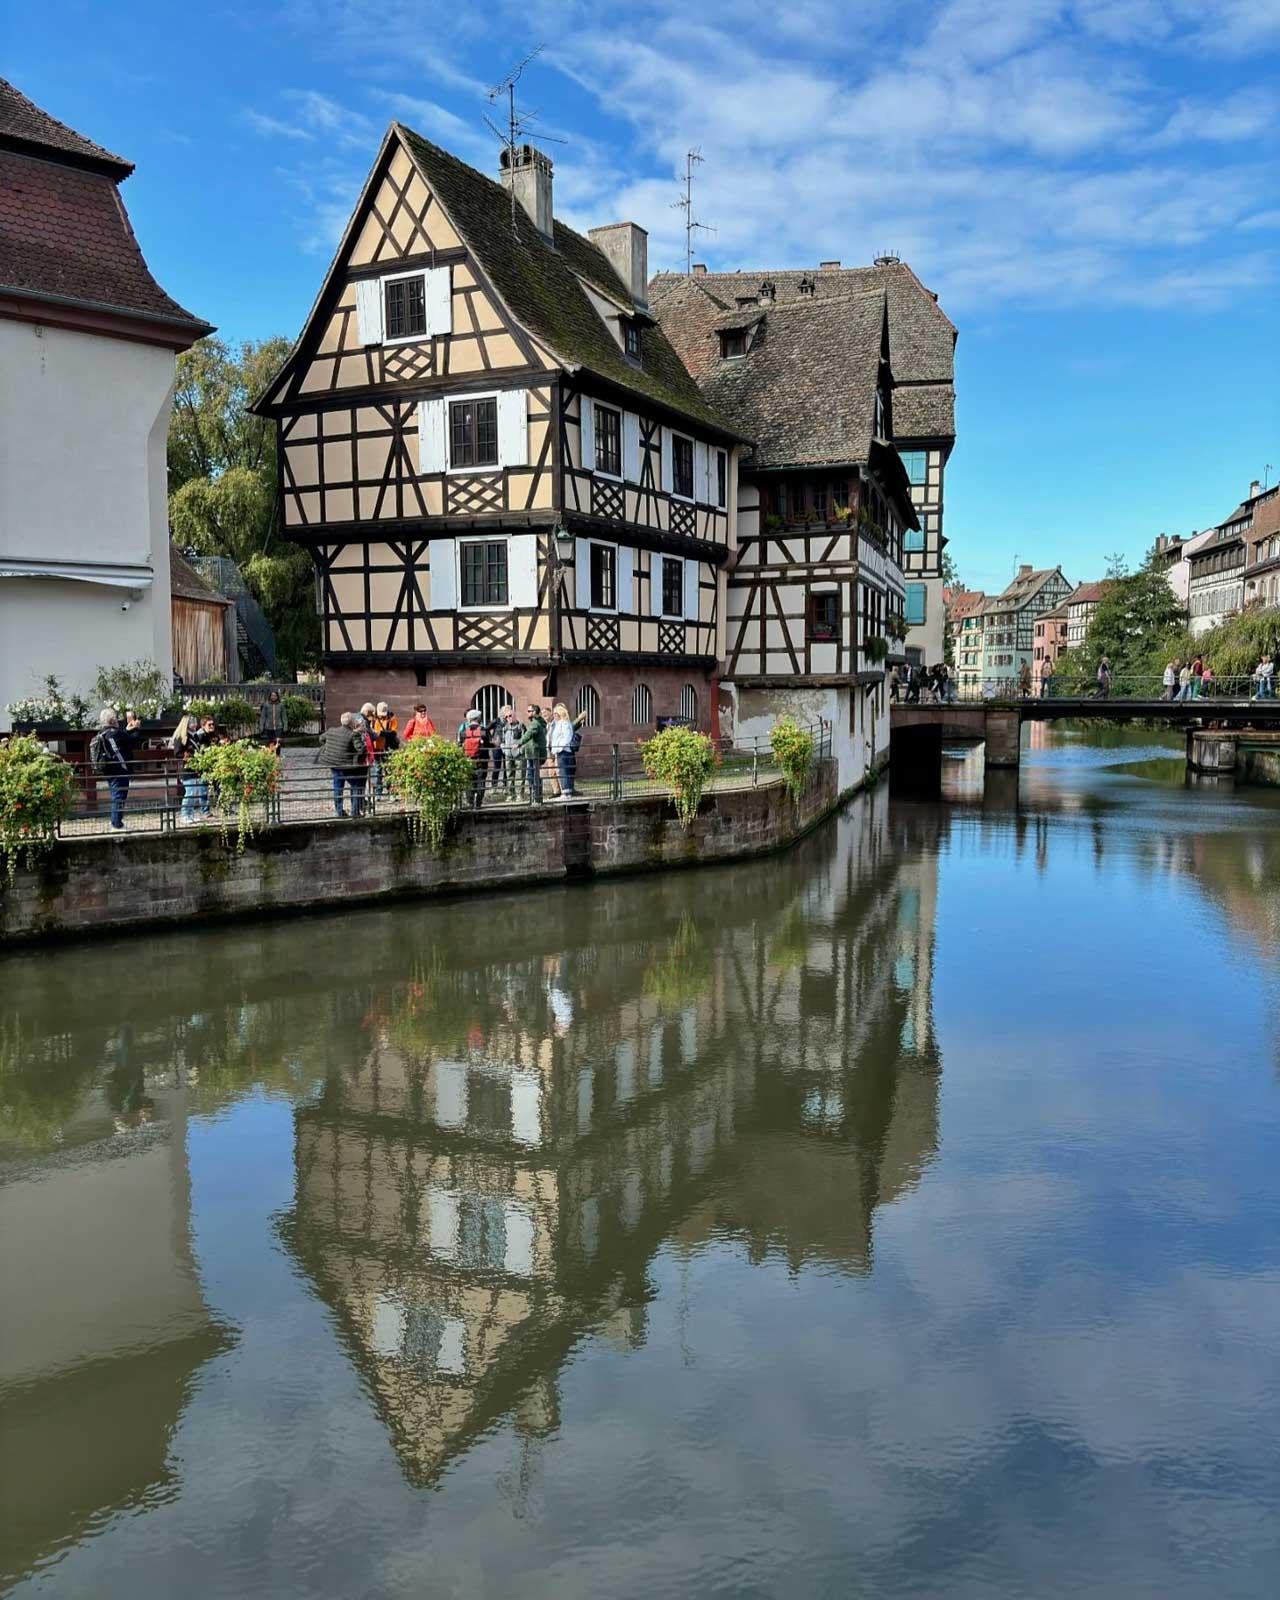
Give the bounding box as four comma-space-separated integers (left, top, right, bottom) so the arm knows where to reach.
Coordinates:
402, 702, 437, 740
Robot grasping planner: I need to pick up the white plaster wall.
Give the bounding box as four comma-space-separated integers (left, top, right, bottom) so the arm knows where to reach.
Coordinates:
905, 573, 946, 663
728, 681, 884, 795
0, 320, 176, 716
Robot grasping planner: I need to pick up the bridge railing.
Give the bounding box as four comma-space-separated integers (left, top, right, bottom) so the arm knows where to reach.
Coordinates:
924, 674, 1274, 705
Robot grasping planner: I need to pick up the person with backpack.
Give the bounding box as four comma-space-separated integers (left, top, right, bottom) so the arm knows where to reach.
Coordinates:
549, 702, 581, 800
518, 704, 548, 805
171, 712, 216, 823
403, 702, 436, 740
459, 709, 490, 809
368, 701, 398, 795
91, 708, 144, 831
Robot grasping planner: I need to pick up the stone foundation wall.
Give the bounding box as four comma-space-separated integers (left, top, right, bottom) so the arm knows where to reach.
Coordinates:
0, 764, 839, 947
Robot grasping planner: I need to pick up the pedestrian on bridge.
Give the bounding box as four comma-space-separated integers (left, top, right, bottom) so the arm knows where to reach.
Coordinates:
1094, 657, 1112, 699
1162, 661, 1178, 700
1191, 654, 1204, 699
1177, 663, 1193, 700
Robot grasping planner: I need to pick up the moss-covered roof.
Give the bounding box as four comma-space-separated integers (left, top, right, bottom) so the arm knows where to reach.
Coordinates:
396, 126, 738, 438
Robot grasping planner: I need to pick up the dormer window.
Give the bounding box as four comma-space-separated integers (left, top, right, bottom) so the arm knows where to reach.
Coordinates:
720, 330, 747, 359
623, 320, 642, 361
798, 276, 816, 297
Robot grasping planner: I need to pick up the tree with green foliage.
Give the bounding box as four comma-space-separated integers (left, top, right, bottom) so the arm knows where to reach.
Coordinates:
168, 336, 319, 676
1052, 553, 1188, 691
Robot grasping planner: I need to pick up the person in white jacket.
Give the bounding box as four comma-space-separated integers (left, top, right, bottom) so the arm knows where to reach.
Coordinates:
548, 703, 579, 799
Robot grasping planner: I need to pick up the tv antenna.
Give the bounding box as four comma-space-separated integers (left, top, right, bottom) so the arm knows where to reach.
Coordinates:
486, 45, 565, 234
672, 149, 714, 275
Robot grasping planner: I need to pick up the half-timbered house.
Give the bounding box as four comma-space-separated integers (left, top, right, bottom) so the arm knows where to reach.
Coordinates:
651, 276, 918, 788
655, 259, 957, 667
253, 128, 743, 740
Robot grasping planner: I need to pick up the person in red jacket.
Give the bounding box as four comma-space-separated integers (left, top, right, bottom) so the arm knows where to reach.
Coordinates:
402, 703, 437, 740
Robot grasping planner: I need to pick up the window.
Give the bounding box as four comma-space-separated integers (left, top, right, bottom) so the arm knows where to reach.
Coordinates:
623, 321, 641, 361
471, 683, 513, 724
808, 592, 839, 641
590, 543, 616, 609
903, 528, 925, 552
905, 583, 927, 625
719, 330, 747, 358
899, 449, 927, 486
460, 541, 508, 606
716, 450, 727, 509
385, 274, 426, 340
575, 684, 600, 727
679, 683, 698, 722
631, 684, 653, 726
661, 556, 684, 617
594, 404, 622, 477
672, 434, 694, 499
450, 398, 498, 468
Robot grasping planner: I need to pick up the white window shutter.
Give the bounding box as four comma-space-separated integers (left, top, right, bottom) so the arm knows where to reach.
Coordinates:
617, 545, 633, 614
575, 538, 592, 610
497, 389, 528, 467
661, 427, 673, 491
508, 533, 539, 608
425, 265, 452, 335
428, 538, 456, 611
684, 557, 700, 621
417, 398, 446, 474
623, 412, 641, 482
697, 441, 710, 505
354, 277, 384, 345
578, 394, 594, 473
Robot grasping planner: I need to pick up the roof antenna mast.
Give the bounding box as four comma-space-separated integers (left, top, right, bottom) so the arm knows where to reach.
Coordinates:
486, 45, 562, 235
672, 149, 714, 275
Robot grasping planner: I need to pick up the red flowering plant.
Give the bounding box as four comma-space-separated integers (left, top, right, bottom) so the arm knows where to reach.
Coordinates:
384, 734, 473, 848
189, 739, 281, 851
0, 733, 76, 882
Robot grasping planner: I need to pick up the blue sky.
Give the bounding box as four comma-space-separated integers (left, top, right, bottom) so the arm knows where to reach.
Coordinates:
9, 0, 1279, 595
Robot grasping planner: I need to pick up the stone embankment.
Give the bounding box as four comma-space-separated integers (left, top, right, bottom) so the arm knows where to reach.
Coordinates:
1, 763, 852, 946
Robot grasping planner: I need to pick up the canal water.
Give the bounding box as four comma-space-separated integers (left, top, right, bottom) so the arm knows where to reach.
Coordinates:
3, 727, 1278, 1598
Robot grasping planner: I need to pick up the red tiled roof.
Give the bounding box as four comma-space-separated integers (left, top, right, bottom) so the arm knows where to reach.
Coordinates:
0, 145, 209, 332
948, 589, 986, 619
0, 76, 131, 176
1067, 580, 1115, 608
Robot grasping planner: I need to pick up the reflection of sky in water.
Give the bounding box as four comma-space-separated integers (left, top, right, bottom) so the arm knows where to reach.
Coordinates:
3, 728, 1280, 1599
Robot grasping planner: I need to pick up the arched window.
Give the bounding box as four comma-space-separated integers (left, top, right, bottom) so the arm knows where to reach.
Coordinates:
631, 683, 653, 727
679, 683, 698, 723
471, 683, 513, 724
575, 684, 601, 727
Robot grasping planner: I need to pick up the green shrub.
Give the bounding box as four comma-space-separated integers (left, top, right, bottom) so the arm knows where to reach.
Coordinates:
641, 726, 718, 827
384, 735, 474, 848
770, 717, 816, 801
215, 694, 257, 734
0, 733, 76, 882
282, 694, 316, 732
189, 739, 281, 849
93, 658, 180, 720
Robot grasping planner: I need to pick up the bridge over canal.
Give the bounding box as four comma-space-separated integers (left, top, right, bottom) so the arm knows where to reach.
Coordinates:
890, 694, 1280, 791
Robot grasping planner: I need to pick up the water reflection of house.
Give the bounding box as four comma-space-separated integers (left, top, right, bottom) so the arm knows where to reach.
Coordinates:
279, 795, 942, 1487
0, 1083, 231, 1586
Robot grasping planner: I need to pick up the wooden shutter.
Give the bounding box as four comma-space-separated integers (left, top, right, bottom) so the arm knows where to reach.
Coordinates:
579, 395, 594, 472
684, 557, 700, 621
623, 412, 641, 482
575, 537, 592, 610
497, 389, 527, 467
617, 545, 633, 613
696, 441, 710, 504
417, 397, 447, 474
424, 265, 452, 336
355, 277, 384, 345
428, 538, 456, 610
660, 427, 673, 491
508, 533, 539, 608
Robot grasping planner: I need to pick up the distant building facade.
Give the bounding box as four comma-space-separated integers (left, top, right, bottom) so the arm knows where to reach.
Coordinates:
0, 78, 210, 725
979, 565, 1073, 689
948, 589, 986, 692
1064, 580, 1115, 650
1033, 600, 1069, 692
1241, 483, 1280, 612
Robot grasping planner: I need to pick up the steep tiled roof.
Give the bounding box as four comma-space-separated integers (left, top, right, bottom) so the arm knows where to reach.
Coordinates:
651, 260, 956, 435
983, 568, 1068, 613
0, 148, 209, 331
1038, 600, 1069, 621
170, 546, 228, 603
1067, 580, 1115, 608
948, 589, 986, 620
655, 286, 887, 472
891, 384, 954, 438
394, 127, 736, 437
0, 76, 131, 176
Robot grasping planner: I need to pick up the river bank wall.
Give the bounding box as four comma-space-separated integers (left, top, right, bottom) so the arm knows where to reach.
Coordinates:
0, 762, 855, 948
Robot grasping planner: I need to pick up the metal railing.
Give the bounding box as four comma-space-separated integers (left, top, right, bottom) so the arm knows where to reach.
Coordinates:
924, 674, 1276, 704
55, 720, 833, 839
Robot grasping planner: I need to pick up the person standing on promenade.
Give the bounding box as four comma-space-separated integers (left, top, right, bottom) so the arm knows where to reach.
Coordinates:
403, 703, 436, 740
90, 708, 143, 831
318, 713, 366, 818
259, 690, 287, 750
519, 704, 547, 805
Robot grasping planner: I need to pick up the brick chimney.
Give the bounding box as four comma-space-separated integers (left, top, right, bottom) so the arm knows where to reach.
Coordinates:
819, 259, 841, 269
500, 144, 553, 239
588, 222, 649, 310
1249, 478, 1261, 498
692, 262, 707, 276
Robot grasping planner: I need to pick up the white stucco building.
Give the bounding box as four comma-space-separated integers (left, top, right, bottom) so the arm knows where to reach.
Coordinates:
0, 77, 209, 724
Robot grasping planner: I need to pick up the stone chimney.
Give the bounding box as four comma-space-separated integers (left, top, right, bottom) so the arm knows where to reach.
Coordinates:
588, 222, 649, 310
1249, 478, 1261, 498
692, 262, 707, 276
499, 143, 553, 239
819, 259, 841, 269
1018, 563, 1033, 575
